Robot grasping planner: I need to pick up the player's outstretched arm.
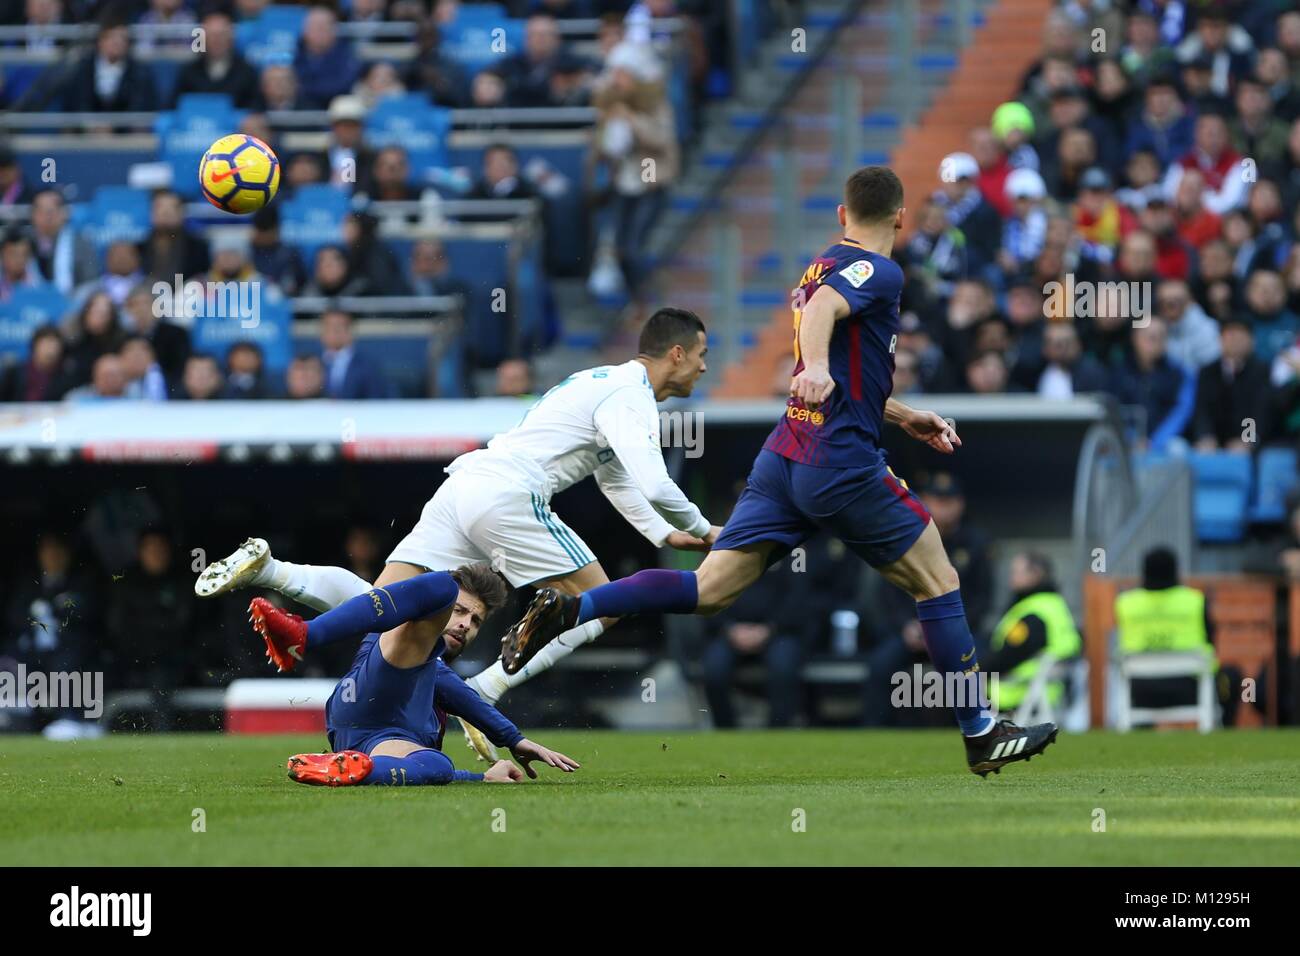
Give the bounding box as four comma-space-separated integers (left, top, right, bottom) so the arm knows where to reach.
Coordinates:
790, 284, 851, 409
885, 398, 962, 454
509, 738, 581, 778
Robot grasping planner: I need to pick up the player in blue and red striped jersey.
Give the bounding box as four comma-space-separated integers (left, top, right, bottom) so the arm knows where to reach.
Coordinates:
501, 166, 1059, 777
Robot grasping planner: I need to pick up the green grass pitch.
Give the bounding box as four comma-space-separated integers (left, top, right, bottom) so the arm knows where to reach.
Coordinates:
2, 730, 1298, 865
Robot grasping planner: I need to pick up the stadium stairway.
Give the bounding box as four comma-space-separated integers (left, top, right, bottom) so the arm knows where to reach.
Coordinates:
639, 0, 1052, 398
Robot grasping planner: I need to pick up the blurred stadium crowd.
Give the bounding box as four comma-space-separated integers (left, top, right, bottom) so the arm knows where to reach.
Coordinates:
897, 1, 1300, 455
0, 0, 728, 399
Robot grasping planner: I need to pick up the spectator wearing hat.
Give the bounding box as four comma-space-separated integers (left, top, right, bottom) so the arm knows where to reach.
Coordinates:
991, 100, 1040, 173
999, 168, 1049, 277
1157, 278, 1221, 372
1165, 113, 1250, 216
172, 10, 261, 109
933, 151, 1002, 277
322, 94, 375, 192
62, 18, 158, 112
1072, 167, 1136, 264
1136, 196, 1191, 280
1191, 318, 1271, 451
1124, 71, 1195, 168
294, 5, 360, 109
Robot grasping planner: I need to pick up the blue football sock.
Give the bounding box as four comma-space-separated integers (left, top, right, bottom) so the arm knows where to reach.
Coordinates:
306, 571, 459, 650
367, 748, 482, 785
576, 569, 699, 624
916, 589, 995, 736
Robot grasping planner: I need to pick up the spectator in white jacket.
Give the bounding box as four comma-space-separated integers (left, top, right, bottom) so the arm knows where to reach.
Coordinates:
1157, 278, 1222, 372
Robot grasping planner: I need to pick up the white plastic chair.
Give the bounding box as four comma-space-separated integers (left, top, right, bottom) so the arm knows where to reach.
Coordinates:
1013, 656, 1090, 733
1112, 651, 1217, 733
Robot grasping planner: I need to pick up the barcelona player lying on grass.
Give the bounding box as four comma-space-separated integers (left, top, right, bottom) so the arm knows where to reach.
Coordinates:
247, 562, 580, 786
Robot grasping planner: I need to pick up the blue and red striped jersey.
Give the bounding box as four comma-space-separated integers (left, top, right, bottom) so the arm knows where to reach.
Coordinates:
763, 240, 905, 468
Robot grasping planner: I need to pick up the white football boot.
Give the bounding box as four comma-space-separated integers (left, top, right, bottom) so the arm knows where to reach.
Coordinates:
195, 537, 272, 598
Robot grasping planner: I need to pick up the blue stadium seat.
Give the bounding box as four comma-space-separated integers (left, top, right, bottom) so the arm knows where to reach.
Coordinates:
82, 187, 152, 249
440, 8, 524, 75
1189, 452, 1252, 542
156, 101, 243, 198
235, 5, 309, 68
364, 101, 451, 181
1249, 447, 1299, 523
0, 286, 70, 359
190, 284, 293, 372
279, 186, 351, 264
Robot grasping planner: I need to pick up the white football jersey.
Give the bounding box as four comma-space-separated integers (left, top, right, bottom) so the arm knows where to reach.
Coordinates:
445, 361, 710, 545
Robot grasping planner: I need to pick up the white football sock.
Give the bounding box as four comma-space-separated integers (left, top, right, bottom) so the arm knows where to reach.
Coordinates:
467, 619, 607, 705
252, 560, 373, 613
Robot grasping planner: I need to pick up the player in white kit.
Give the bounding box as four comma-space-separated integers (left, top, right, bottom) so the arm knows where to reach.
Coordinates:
195, 309, 721, 754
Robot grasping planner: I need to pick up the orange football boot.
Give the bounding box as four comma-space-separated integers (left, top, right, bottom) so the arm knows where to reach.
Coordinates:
248, 597, 308, 673
286, 751, 374, 786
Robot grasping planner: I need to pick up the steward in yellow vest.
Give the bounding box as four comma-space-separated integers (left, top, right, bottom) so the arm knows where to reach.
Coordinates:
987, 552, 1081, 712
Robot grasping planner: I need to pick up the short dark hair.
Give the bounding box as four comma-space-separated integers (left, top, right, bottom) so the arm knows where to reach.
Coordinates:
844, 165, 904, 225
450, 562, 509, 617
638, 307, 705, 358
1020, 550, 1055, 585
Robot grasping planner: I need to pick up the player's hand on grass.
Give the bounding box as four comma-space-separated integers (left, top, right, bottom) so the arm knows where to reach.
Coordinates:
484, 759, 524, 783
901, 409, 961, 454
510, 738, 581, 778
790, 364, 835, 409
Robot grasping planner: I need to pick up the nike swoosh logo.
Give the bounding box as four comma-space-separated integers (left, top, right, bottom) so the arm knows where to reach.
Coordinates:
288, 645, 303, 661
211, 166, 242, 183
960, 649, 975, 662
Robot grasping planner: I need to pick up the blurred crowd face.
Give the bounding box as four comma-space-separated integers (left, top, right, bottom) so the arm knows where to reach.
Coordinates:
1256, 48, 1290, 87
1008, 553, 1044, 593
37, 535, 71, 577
106, 241, 141, 279
31, 330, 64, 372
202, 13, 234, 59
97, 24, 129, 63
360, 62, 404, 102
30, 191, 67, 240
1132, 317, 1168, 368
92, 354, 127, 397
1156, 280, 1191, 323
411, 240, 446, 277
287, 356, 325, 398
1236, 81, 1271, 124
373, 148, 410, 191
1174, 168, 1206, 213
303, 7, 339, 56
139, 533, 172, 576
119, 338, 155, 381
1144, 82, 1178, 122
183, 356, 222, 399
261, 65, 297, 108
1059, 127, 1096, 169
969, 128, 1001, 168
1042, 322, 1080, 365
495, 358, 532, 396
1247, 180, 1282, 224
286, 153, 324, 189
947, 281, 995, 328
1139, 201, 1175, 237
1119, 230, 1157, 277
80, 292, 116, 338
1125, 150, 1160, 189
921, 489, 964, 534
345, 526, 380, 570
965, 351, 1007, 393
524, 15, 561, 64
151, 192, 185, 232
1, 235, 30, 280
1006, 285, 1042, 327
1221, 323, 1253, 363
471, 71, 506, 107
483, 147, 519, 187
227, 343, 262, 377
1196, 14, 1228, 53
26, 0, 61, 27
891, 347, 919, 395
1199, 240, 1233, 282
1194, 115, 1229, 160
320, 310, 353, 351
314, 247, 349, 289
1246, 270, 1287, 317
